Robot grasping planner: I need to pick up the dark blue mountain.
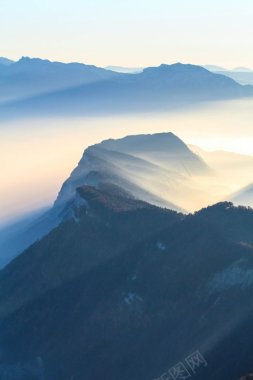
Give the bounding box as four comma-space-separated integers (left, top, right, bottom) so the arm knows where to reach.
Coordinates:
1, 62, 252, 119
0, 190, 253, 380
0, 56, 120, 103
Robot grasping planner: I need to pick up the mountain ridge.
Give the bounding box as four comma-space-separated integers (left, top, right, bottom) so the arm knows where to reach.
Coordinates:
0, 57, 14, 66
1, 62, 252, 119
1, 128, 253, 379
0, 56, 121, 103
53, 132, 209, 213
0, 188, 253, 380
1, 132, 202, 268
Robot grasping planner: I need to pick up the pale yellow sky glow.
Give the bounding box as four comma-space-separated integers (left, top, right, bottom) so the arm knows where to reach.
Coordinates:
1, 0, 253, 68
1, 99, 253, 225
1, 0, 253, 225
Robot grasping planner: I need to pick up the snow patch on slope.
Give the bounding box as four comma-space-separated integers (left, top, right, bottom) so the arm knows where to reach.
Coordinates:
209, 259, 253, 293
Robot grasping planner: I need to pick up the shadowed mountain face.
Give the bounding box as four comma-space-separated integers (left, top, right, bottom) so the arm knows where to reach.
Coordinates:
0, 132, 210, 268
0, 208, 49, 268
0, 57, 120, 103
1, 62, 252, 119
0, 187, 253, 380
55, 132, 209, 212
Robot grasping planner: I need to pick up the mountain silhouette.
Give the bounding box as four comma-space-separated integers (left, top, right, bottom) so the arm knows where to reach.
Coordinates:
0, 56, 120, 103
1, 62, 252, 119
0, 57, 14, 66
0, 132, 209, 267
0, 189, 253, 380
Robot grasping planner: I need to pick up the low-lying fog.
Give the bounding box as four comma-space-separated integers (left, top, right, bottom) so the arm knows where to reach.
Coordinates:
1, 98, 253, 226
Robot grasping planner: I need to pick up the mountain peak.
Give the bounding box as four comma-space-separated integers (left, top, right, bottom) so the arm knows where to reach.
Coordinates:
16, 56, 97, 69
142, 62, 210, 76
18, 56, 52, 65
53, 132, 208, 218
97, 132, 191, 155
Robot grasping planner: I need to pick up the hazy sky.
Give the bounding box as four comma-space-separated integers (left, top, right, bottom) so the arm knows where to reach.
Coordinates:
1, 0, 253, 68
1, 98, 253, 224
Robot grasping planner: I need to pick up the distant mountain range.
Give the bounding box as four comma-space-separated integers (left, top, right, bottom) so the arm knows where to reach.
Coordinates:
204, 65, 253, 73
0, 56, 120, 103
0, 58, 253, 119
204, 65, 253, 85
